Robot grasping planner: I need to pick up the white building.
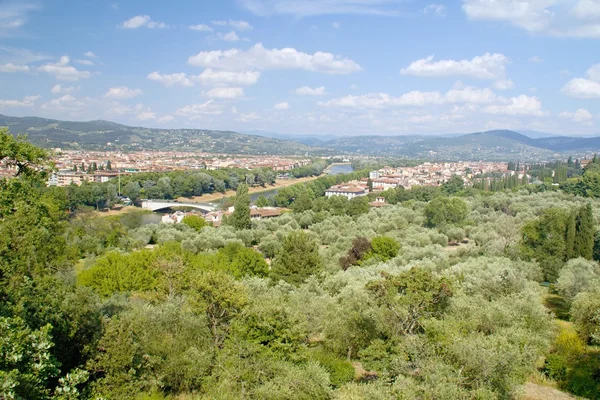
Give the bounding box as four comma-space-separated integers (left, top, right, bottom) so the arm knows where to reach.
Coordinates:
325, 184, 367, 200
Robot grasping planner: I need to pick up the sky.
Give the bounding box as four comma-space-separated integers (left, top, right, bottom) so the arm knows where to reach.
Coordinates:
1, 0, 600, 137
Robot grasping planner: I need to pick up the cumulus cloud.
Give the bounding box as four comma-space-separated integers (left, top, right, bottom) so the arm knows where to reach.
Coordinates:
188, 43, 362, 74
41, 94, 86, 112
0, 63, 29, 72
0, 1, 40, 31
122, 15, 166, 29
400, 53, 508, 79
529, 56, 543, 63
562, 64, 600, 99
212, 19, 253, 31
75, 59, 94, 66
483, 95, 547, 116
147, 71, 194, 87
295, 86, 327, 95
104, 86, 143, 99
462, 0, 600, 38
189, 24, 213, 31
84, 51, 97, 58
320, 86, 503, 109
157, 115, 174, 123
239, 0, 403, 17
175, 100, 224, 119
274, 101, 290, 110
559, 108, 594, 123
0, 95, 39, 107
217, 31, 240, 41
51, 84, 77, 94
424, 4, 446, 15
38, 56, 91, 81
195, 69, 260, 86
203, 87, 245, 99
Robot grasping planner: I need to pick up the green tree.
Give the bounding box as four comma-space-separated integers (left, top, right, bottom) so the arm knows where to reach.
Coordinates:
106, 160, 112, 170
182, 214, 207, 232
565, 211, 577, 260
345, 196, 369, 217
365, 235, 400, 262
230, 184, 251, 230
574, 203, 594, 259
424, 197, 469, 227
441, 175, 464, 195
270, 231, 322, 286
122, 181, 141, 202
254, 194, 270, 207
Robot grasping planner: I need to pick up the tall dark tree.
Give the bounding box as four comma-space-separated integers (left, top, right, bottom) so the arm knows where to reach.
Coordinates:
106, 160, 112, 170
574, 203, 595, 259
270, 231, 322, 286
565, 212, 576, 260
230, 183, 251, 230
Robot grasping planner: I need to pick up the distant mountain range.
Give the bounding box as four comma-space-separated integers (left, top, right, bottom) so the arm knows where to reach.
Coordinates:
3, 114, 600, 161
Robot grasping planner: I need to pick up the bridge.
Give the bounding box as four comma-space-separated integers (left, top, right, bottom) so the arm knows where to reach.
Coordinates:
141, 200, 217, 213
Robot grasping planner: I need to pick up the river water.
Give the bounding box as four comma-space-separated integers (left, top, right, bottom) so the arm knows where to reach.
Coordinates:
142, 163, 355, 223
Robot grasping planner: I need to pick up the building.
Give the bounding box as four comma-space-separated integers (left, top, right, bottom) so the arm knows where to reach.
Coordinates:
250, 207, 286, 220
325, 184, 368, 199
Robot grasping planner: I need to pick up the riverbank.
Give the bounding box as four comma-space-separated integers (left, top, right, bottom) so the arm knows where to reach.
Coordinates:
176, 175, 323, 203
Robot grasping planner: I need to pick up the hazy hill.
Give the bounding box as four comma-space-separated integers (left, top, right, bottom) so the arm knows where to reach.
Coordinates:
4, 114, 600, 160
0, 114, 329, 156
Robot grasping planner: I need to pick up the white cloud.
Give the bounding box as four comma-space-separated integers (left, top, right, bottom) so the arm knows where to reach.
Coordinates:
188, 43, 362, 75
147, 71, 194, 87
41, 95, 86, 112
217, 31, 240, 41
0, 95, 39, 107
559, 108, 594, 123
212, 19, 253, 31
0, 46, 50, 64
38, 56, 91, 81
562, 78, 600, 99
104, 86, 143, 99
529, 55, 543, 63
195, 69, 260, 86
424, 4, 446, 15
157, 115, 174, 124
462, 0, 554, 32
238, 112, 260, 122
84, 51, 97, 58
561, 64, 600, 99
483, 95, 546, 116
462, 0, 600, 38
204, 87, 245, 99
75, 59, 94, 66
239, 0, 404, 17
274, 101, 290, 110
0, 1, 40, 31
51, 84, 77, 94
332, 22, 341, 28
0, 63, 29, 72
122, 15, 166, 29
400, 53, 508, 79
444, 86, 499, 104
136, 110, 156, 121
189, 24, 213, 32
571, 0, 600, 20
175, 100, 224, 119
493, 79, 515, 90
295, 86, 327, 96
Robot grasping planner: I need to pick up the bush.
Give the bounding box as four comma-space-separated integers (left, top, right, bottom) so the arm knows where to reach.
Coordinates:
309, 348, 355, 387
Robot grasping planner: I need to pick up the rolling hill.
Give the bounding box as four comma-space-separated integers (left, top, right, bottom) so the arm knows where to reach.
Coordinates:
3, 114, 600, 160
0, 114, 329, 156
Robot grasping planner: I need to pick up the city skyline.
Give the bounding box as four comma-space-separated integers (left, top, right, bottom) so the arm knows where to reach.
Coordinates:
1, 0, 599, 136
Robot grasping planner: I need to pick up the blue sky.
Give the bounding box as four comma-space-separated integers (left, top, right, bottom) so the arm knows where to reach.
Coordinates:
1, 0, 600, 136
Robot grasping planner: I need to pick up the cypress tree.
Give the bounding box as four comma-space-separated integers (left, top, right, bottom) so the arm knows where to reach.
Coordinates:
574, 203, 595, 259
565, 211, 576, 260
230, 183, 251, 230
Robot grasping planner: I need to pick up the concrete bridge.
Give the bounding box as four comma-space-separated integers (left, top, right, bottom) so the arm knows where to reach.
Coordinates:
141, 200, 217, 213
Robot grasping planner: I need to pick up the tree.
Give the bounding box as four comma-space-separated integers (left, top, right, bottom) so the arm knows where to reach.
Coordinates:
345, 196, 369, 217
0, 128, 49, 177
441, 176, 464, 195
270, 231, 322, 286
565, 211, 577, 260
254, 194, 270, 207
106, 160, 112, 170
122, 181, 141, 202
182, 214, 207, 232
339, 236, 372, 270
230, 184, 251, 230
366, 236, 400, 262
367, 268, 453, 335
574, 203, 594, 259
367, 178, 373, 193
424, 197, 469, 227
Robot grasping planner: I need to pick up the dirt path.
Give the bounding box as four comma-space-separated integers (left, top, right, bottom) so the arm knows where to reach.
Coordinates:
520, 383, 577, 400
176, 175, 322, 203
